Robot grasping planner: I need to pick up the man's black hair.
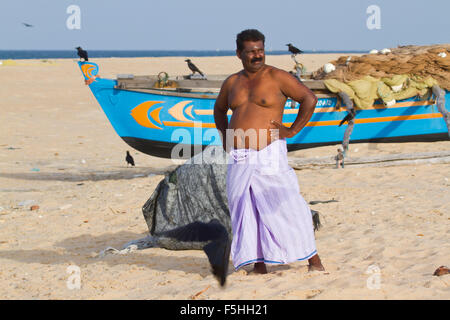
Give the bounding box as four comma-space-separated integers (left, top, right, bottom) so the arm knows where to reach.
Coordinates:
236, 29, 265, 51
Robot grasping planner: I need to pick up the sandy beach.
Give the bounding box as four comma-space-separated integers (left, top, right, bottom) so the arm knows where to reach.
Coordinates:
0, 54, 449, 300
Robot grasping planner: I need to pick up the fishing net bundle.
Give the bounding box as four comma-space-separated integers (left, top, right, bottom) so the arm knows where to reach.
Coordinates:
312, 44, 450, 91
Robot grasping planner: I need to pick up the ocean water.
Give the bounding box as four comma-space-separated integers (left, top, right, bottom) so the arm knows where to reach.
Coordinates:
0, 50, 368, 60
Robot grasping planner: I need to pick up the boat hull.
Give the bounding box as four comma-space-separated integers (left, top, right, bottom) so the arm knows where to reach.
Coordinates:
79, 62, 450, 158
120, 133, 448, 158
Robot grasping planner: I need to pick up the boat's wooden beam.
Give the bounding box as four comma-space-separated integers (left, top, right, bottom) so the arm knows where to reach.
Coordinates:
116, 76, 327, 91
115, 87, 219, 99
288, 150, 450, 169
300, 80, 327, 90
114, 86, 338, 99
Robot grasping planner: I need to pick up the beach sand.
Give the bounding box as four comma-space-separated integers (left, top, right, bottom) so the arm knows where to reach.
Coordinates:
0, 54, 449, 299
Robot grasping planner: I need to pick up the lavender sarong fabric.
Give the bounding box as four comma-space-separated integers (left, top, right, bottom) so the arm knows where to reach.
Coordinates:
226, 139, 317, 270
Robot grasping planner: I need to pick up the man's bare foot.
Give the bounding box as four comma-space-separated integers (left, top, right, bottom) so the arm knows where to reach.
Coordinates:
253, 262, 268, 274
308, 254, 325, 272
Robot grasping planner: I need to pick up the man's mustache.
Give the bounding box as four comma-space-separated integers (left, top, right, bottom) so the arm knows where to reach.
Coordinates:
251, 58, 262, 63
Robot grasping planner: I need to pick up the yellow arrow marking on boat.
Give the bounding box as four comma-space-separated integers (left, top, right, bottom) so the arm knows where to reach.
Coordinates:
130, 101, 164, 129
131, 101, 441, 130
193, 100, 436, 116
150, 106, 163, 125
194, 109, 232, 116
185, 105, 195, 119
163, 121, 217, 128
168, 101, 194, 122
81, 64, 96, 80
161, 113, 443, 128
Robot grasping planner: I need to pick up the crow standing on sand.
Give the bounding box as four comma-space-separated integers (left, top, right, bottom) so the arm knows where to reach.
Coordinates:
185, 59, 204, 76
126, 151, 135, 167
286, 43, 303, 55
76, 47, 88, 61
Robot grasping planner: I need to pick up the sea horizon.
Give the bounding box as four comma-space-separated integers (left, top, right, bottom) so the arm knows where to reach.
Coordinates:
0, 49, 369, 60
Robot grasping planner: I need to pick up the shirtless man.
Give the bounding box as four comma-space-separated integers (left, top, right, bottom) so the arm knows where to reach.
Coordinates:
214, 29, 324, 274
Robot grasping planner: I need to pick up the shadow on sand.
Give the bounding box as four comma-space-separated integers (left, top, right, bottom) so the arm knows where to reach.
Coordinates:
0, 167, 176, 182
0, 231, 217, 277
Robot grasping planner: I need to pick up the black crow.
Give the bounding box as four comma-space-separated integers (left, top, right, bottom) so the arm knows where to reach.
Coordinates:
286, 43, 303, 55
185, 59, 204, 76
160, 219, 231, 286
126, 151, 135, 167
22, 23, 34, 28
76, 47, 88, 61
311, 210, 322, 232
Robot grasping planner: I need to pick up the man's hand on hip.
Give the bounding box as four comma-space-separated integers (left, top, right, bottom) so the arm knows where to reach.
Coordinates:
270, 120, 294, 139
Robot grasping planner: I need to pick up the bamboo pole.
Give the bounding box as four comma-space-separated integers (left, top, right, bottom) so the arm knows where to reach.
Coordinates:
288, 150, 450, 169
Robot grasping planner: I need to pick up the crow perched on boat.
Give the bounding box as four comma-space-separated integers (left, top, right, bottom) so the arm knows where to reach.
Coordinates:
160, 219, 231, 286
126, 151, 135, 167
339, 109, 356, 126
185, 59, 204, 76
76, 47, 88, 61
22, 22, 34, 28
286, 43, 303, 55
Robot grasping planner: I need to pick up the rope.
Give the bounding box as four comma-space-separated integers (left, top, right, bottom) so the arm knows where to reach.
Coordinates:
432, 85, 450, 138
157, 71, 169, 87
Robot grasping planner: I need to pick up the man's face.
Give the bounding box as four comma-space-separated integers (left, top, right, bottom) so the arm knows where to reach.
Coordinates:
237, 40, 265, 73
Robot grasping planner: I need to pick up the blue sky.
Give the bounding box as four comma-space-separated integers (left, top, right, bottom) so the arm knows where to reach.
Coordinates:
1, 0, 449, 50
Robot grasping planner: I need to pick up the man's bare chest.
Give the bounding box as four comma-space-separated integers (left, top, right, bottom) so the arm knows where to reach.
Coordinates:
228, 79, 284, 110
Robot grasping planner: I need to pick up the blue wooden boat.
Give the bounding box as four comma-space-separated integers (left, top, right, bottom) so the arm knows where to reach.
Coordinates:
78, 61, 449, 158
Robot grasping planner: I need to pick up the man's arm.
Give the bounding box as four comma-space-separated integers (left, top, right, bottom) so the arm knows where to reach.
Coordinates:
213, 78, 231, 150
271, 70, 318, 138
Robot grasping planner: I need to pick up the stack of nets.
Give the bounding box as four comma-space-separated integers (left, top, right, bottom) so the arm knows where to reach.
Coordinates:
312, 44, 450, 93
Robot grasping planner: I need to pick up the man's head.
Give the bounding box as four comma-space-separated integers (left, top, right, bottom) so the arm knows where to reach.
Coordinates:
236, 29, 266, 73
236, 29, 265, 51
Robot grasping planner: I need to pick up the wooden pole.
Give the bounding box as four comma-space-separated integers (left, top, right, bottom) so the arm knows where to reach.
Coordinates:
432, 85, 450, 138
337, 92, 355, 156
288, 150, 450, 169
